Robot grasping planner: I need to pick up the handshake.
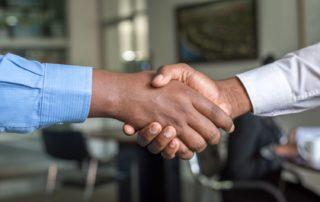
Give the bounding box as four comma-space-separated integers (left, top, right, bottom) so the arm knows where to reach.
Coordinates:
89, 64, 252, 160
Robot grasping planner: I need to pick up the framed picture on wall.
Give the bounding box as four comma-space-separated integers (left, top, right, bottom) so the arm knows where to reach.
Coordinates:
176, 0, 258, 63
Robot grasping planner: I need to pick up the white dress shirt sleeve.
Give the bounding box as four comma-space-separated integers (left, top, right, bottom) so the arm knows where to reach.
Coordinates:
295, 127, 320, 146
295, 127, 320, 167
237, 43, 320, 116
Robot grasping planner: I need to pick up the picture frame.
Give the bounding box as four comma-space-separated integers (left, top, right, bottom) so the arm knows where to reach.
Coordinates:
175, 0, 258, 63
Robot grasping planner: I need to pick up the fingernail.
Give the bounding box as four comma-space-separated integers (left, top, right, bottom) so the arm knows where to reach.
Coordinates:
163, 130, 173, 138
156, 74, 164, 82
150, 124, 159, 134
229, 124, 235, 133
169, 140, 176, 148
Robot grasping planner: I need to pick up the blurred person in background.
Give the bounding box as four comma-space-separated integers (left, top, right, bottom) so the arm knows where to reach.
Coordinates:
268, 127, 320, 170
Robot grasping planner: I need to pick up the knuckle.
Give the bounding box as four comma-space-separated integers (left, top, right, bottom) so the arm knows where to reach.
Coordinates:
159, 65, 170, 74
178, 145, 190, 155
209, 104, 220, 116
178, 101, 193, 114
139, 131, 152, 142
178, 63, 191, 69
170, 117, 186, 131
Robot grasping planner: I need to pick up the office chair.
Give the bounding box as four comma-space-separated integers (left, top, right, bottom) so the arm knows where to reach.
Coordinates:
188, 154, 286, 202
42, 130, 119, 202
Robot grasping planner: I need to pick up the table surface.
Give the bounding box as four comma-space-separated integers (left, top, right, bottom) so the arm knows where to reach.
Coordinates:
283, 157, 320, 173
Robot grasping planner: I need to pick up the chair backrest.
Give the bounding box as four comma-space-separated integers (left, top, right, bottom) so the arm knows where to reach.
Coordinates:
42, 130, 89, 161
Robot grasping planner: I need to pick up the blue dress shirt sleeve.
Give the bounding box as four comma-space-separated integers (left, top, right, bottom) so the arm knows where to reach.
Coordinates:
0, 53, 92, 133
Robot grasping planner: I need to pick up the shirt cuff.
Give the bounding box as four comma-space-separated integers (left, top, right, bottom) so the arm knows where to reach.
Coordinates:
40, 63, 92, 127
236, 63, 292, 116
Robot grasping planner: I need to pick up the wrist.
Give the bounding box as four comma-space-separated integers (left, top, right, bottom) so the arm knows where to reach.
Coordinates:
89, 69, 123, 118
216, 77, 252, 118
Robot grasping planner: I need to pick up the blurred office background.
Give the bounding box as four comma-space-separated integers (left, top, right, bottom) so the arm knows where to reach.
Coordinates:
0, 0, 320, 202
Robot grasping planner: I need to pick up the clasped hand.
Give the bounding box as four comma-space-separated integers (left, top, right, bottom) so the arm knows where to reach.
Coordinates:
122, 64, 237, 160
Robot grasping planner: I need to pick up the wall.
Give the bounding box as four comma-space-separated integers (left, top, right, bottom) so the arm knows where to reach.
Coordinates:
68, 0, 101, 67
148, 0, 320, 132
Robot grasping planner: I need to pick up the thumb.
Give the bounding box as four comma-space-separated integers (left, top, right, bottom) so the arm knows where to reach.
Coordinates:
123, 124, 136, 136
152, 64, 193, 87
152, 73, 172, 87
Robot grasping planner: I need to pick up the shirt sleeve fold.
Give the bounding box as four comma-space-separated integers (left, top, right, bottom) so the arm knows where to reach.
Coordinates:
40, 63, 92, 128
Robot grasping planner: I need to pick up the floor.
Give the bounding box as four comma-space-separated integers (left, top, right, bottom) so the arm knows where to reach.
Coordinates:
0, 135, 118, 202
2, 184, 117, 202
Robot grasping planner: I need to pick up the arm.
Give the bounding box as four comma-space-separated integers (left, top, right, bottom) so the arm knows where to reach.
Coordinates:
0, 54, 234, 161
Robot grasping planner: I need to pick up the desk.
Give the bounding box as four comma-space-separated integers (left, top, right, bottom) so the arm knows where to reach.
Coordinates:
283, 157, 320, 173
282, 157, 320, 195
87, 128, 181, 202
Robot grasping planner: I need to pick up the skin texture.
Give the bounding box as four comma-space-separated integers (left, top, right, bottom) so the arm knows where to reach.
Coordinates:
89, 69, 234, 159
123, 64, 252, 159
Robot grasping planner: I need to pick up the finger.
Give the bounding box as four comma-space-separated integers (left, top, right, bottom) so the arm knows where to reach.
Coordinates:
176, 139, 194, 160
136, 122, 162, 147
152, 63, 195, 87
178, 125, 207, 153
191, 93, 234, 133
188, 111, 221, 145
123, 124, 136, 136
147, 126, 177, 154
161, 138, 180, 160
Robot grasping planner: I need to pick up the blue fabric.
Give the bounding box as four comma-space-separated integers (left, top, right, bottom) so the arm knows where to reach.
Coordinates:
0, 53, 92, 133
